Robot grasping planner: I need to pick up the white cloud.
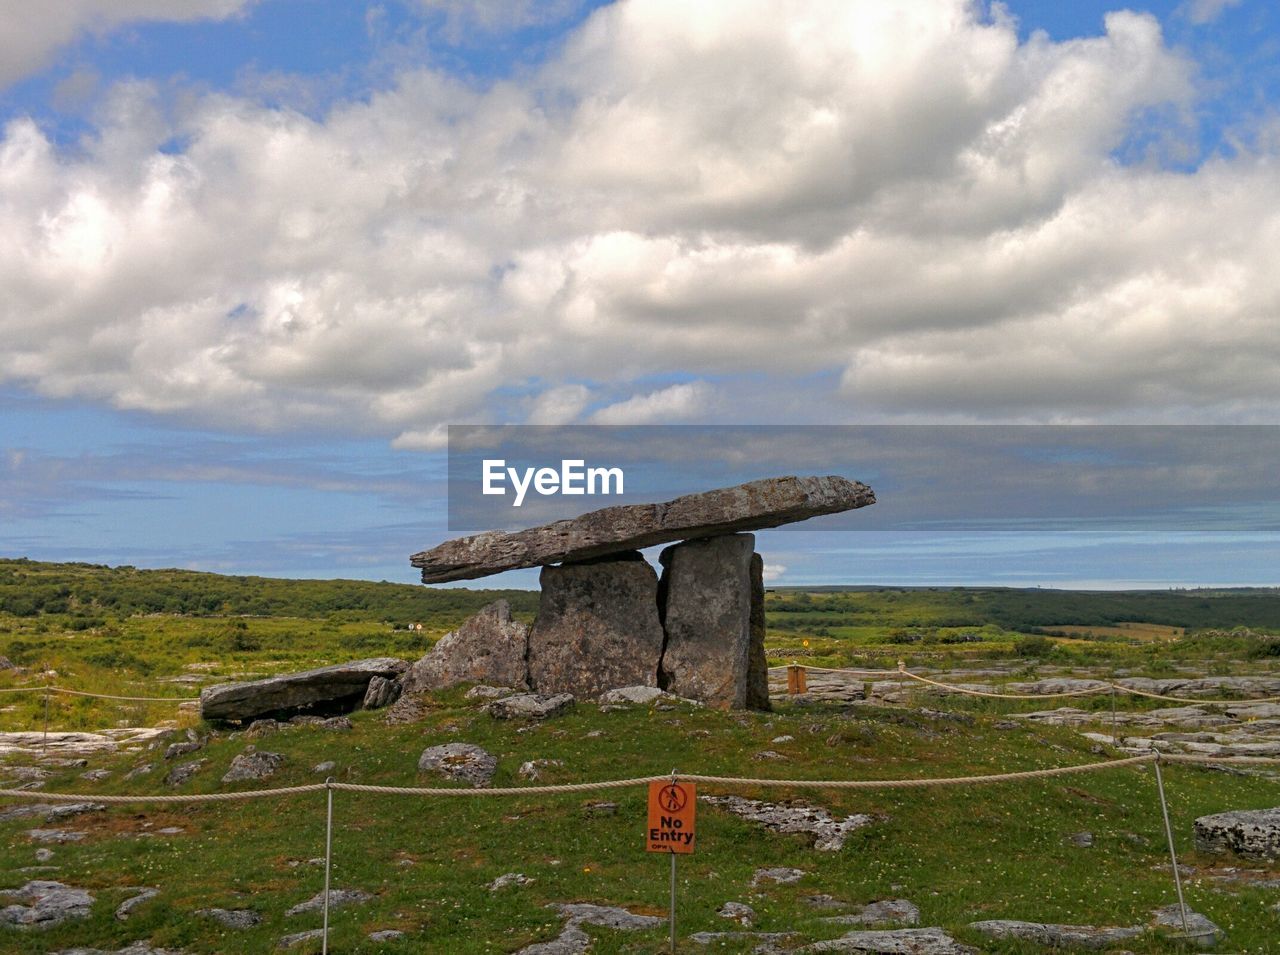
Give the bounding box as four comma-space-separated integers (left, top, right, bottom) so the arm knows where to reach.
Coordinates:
0, 0, 254, 91
589, 382, 712, 425
762, 562, 787, 583
3, 0, 1279, 441
1181, 0, 1242, 26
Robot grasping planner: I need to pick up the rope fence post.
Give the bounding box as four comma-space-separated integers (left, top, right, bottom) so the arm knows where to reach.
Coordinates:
42, 685, 50, 752
1110, 683, 1118, 745
668, 768, 678, 954
1152, 754, 1190, 936
322, 777, 335, 955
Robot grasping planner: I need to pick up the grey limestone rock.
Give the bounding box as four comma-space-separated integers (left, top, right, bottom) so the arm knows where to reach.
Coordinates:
362, 675, 401, 710
200, 657, 407, 722
284, 888, 371, 917
221, 750, 285, 783
822, 900, 920, 927
197, 907, 261, 929
968, 920, 1144, 949
489, 693, 575, 721
1194, 806, 1280, 860
418, 742, 497, 787
114, 888, 158, 921
527, 553, 664, 698
703, 794, 875, 851
0, 880, 94, 927
412, 475, 875, 583
797, 927, 976, 953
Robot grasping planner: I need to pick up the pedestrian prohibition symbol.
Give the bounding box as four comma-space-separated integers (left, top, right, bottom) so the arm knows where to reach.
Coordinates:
646, 779, 696, 853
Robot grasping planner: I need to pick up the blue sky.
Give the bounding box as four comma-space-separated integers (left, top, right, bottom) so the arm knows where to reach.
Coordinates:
2, 0, 1279, 588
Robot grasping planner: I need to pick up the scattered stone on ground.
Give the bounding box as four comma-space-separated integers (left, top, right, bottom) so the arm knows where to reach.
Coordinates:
27, 828, 85, 843
822, 900, 920, 927
164, 741, 202, 760
114, 888, 159, 921
0, 802, 104, 823
751, 867, 807, 886
753, 750, 787, 760
804, 894, 848, 910
772, 735, 795, 743
196, 907, 261, 929
0, 727, 168, 759
489, 692, 575, 720
0, 880, 94, 927
368, 930, 406, 942
34, 848, 54, 862
582, 801, 618, 816
488, 873, 533, 891
388, 601, 530, 724
1150, 904, 1223, 942
80, 769, 112, 782
513, 903, 665, 954
1194, 807, 1280, 860
284, 888, 372, 917
703, 795, 875, 851
312, 761, 335, 774
518, 759, 563, 780
124, 763, 154, 781
1068, 831, 1095, 848
718, 901, 756, 926
796, 927, 976, 953
688, 931, 793, 953
221, 749, 285, 783
597, 685, 672, 706
417, 743, 497, 787
200, 657, 407, 722
245, 719, 280, 737
968, 919, 1144, 949
52, 944, 186, 955
164, 759, 206, 787
277, 929, 324, 949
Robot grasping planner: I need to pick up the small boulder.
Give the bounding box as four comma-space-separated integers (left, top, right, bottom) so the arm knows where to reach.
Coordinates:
1194, 807, 1280, 860
718, 901, 756, 926
362, 675, 401, 710
797, 927, 975, 953
284, 888, 371, 917
1151, 904, 1223, 943
823, 900, 920, 927
164, 759, 206, 787
0, 880, 94, 927
752, 867, 807, 886
597, 685, 670, 706
114, 888, 159, 921
418, 743, 497, 787
489, 873, 533, 891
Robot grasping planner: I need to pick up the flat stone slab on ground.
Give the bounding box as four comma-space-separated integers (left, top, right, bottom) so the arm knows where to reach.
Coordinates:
823, 900, 920, 927
0, 880, 94, 927
53, 944, 187, 955
196, 907, 261, 928
200, 657, 407, 722
488, 693, 575, 720
969, 919, 1144, 949
797, 927, 976, 953
513, 903, 664, 954
412, 475, 874, 582
1150, 904, 1223, 942
284, 888, 371, 917
703, 794, 874, 851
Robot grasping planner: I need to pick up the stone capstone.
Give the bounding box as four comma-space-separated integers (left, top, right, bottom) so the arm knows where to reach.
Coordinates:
658, 534, 762, 709
418, 743, 497, 787
200, 657, 407, 722
1194, 807, 1280, 860
527, 553, 665, 698
412, 475, 874, 583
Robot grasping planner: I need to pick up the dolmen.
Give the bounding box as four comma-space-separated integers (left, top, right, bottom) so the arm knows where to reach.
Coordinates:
401, 475, 874, 711
200, 658, 408, 723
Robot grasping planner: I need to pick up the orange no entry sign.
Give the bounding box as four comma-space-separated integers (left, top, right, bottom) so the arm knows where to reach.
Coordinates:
646, 780, 696, 853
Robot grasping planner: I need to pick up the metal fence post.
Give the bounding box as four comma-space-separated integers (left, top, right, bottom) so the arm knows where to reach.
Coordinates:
669, 768, 678, 954
1152, 755, 1190, 935
323, 778, 335, 954
42, 685, 50, 752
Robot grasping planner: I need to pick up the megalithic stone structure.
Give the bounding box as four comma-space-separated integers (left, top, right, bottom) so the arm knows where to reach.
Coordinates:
407, 475, 875, 710
411, 474, 874, 584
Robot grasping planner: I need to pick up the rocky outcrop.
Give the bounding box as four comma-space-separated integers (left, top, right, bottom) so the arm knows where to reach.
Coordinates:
658, 534, 759, 709
968, 920, 1144, 949
413, 475, 874, 583
527, 554, 665, 698
514, 903, 664, 954
797, 927, 976, 953
1194, 807, 1280, 860
200, 657, 407, 722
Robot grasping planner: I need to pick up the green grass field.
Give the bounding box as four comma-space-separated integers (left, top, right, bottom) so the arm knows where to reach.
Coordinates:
2, 559, 1279, 952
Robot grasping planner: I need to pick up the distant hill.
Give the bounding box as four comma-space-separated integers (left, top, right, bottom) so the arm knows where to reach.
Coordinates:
0, 557, 538, 625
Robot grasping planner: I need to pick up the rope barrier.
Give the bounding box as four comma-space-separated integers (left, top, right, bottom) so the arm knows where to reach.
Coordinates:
0, 753, 1173, 804
0, 685, 196, 703
770, 664, 1280, 705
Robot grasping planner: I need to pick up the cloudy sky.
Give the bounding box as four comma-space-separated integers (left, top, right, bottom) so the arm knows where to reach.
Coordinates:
1, 0, 1278, 586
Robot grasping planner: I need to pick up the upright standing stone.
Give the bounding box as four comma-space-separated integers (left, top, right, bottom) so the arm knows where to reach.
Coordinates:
746, 552, 771, 711
527, 553, 664, 698
658, 534, 758, 709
